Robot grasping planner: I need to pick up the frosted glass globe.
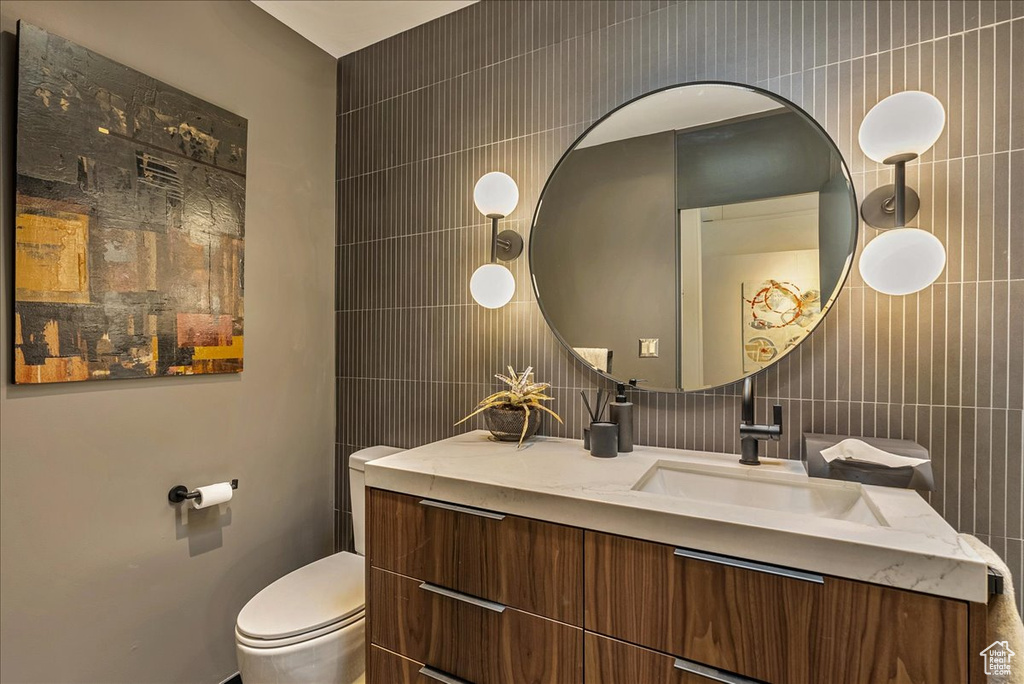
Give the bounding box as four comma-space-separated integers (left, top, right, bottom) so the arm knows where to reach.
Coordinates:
859, 228, 946, 295
859, 91, 945, 163
470, 263, 515, 308
473, 172, 519, 218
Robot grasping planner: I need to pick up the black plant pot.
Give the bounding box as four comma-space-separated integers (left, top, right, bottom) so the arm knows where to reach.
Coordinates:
484, 406, 542, 443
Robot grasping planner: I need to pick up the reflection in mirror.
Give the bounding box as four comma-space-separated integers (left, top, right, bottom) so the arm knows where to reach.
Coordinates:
531, 83, 856, 392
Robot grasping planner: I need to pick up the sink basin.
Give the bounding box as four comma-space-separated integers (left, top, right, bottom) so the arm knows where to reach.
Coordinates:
632, 460, 887, 527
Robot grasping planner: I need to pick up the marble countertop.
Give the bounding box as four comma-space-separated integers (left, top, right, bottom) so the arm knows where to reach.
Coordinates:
365, 430, 988, 603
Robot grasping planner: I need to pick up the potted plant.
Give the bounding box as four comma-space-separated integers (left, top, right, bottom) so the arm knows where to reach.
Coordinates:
456, 366, 562, 446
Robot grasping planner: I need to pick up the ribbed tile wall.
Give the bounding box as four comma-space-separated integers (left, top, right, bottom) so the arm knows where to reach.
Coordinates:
336, 0, 1024, 607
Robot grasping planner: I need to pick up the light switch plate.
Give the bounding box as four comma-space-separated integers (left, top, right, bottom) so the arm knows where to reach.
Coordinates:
639, 338, 659, 358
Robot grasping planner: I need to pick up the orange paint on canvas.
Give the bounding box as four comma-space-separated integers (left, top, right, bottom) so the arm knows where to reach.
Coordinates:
42, 320, 60, 356
176, 313, 233, 348
190, 358, 243, 375
15, 209, 90, 303
191, 335, 243, 360
15, 354, 89, 384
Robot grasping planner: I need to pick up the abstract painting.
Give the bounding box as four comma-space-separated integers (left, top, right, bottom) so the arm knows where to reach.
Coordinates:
13, 22, 246, 384
741, 279, 821, 373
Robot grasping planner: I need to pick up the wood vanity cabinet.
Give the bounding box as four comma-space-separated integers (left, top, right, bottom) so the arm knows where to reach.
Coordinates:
367, 489, 985, 684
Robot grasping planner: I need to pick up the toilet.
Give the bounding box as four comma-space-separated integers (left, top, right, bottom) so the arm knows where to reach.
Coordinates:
235, 446, 403, 684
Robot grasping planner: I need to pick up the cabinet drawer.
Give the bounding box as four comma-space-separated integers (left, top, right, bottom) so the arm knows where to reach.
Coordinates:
368, 645, 428, 684
812, 577, 968, 684
367, 488, 583, 625
585, 632, 768, 684
369, 567, 583, 684
584, 531, 819, 684
369, 645, 480, 684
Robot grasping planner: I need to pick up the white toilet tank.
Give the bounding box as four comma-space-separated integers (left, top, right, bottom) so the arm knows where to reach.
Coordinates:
348, 446, 403, 555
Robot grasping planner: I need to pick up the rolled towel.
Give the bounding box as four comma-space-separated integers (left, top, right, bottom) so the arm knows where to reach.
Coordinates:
962, 534, 1023, 684
574, 347, 610, 373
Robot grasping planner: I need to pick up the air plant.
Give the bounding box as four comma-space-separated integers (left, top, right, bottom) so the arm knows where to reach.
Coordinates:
455, 366, 563, 446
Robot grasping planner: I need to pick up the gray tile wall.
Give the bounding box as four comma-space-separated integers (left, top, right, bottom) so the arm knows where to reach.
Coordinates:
336, 0, 1024, 606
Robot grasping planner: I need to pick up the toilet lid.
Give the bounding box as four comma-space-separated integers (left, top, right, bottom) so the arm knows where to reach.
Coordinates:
236, 551, 365, 641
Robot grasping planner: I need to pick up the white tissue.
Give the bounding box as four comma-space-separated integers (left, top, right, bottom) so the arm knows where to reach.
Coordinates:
191, 482, 233, 509
820, 438, 928, 468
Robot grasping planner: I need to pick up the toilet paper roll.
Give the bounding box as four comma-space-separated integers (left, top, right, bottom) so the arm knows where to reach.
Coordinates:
191, 482, 233, 509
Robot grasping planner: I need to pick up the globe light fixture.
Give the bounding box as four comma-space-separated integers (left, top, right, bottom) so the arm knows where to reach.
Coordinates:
858, 228, 946, 296
858, 91, 946, 295
858, 91, 946, 165
470, 263, 516, 309
470, 172, 523, 308
473, 171, 519, 218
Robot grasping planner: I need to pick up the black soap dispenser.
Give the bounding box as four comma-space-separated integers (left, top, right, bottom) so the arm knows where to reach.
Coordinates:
609, 382, 634, 453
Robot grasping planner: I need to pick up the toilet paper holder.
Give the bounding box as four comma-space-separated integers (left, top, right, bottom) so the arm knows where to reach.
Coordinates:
168, 479, 239, 504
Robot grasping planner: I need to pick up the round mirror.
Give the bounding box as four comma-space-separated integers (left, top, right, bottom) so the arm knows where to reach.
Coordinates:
530, 82, 857, 392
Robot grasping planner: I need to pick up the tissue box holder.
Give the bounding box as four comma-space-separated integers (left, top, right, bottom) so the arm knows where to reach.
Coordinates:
802, 433, 935, 491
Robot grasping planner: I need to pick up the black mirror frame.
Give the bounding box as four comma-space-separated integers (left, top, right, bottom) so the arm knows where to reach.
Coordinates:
528, 80, 859, 393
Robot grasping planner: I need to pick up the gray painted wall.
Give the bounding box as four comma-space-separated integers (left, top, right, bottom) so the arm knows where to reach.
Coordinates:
676, 109, 856, 300
0, 2, 337, 683
675, 110, 834, 209
532, 131, 678, 388
336, 1, 1024, 614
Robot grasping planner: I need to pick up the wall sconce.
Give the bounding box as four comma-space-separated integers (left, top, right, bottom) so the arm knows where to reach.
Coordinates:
470, 172, 523, 309
857, 91, 947, 296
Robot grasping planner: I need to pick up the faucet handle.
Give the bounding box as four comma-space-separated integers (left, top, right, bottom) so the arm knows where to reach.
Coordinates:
772, 404, 784, 439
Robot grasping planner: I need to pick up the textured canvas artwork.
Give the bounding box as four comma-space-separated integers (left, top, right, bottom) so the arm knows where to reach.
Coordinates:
13, 22, 246, 384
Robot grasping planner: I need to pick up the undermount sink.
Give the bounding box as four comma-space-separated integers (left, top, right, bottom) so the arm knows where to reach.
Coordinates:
632, 460, 888, 527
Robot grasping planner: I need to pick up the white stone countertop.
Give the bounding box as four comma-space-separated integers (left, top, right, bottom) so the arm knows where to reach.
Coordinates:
365, 430, 988, 603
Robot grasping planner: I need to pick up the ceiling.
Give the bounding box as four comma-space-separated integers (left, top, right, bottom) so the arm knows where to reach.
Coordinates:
251, 1, 478, 58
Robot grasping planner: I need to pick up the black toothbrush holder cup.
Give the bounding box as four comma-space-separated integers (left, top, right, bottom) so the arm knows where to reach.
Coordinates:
589, 422, 618, 458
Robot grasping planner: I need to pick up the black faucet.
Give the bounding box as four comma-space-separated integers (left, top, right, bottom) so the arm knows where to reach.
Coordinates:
738, 376, 783, 466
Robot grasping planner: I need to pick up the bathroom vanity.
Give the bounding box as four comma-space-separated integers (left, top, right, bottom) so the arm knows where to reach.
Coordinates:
364, 432, 989, 684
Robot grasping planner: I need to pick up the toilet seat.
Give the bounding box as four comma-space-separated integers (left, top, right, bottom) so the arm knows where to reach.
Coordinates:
236, 552, 365, 649
235, 608, 364, 649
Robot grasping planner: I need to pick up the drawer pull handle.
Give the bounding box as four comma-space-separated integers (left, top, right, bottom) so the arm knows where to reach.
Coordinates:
419, 666, 473, 684
673, 547, 824, 584
673, 657, 760, 684
418, 582, 507, 613
418, 499, 506, 520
